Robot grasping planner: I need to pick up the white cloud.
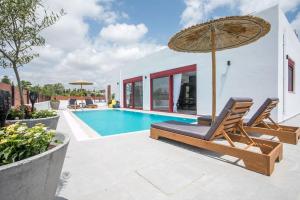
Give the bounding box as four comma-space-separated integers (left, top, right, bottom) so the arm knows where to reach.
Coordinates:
180, 0, 237, 27
0, 0, 164, 89
292, 12, 300, 33
99, 23, 148, 44
180, 0, 300, 27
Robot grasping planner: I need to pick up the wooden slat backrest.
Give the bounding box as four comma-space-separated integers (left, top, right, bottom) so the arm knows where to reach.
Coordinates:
250, 99, 279, 127
206, 98, 253, 141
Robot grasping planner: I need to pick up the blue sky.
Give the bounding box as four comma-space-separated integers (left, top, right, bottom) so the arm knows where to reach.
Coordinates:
2, 0, 300, 87
86, 0, 186, 44
85, 0, 300, 45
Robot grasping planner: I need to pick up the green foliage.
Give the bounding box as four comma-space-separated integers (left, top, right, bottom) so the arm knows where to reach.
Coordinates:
20, 80, 32, 90
31, 110, 57, 119
1, 75, 11, 84
0, 123, 55, 166
0, 0, 63, 69
41, 83, 65, 97
7, 105, 33, 120
7, 106, 57, 120
0, 0, 63, 106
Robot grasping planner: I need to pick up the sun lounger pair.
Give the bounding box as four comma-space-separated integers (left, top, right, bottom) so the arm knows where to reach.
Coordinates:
68, 98, 98, 109
197, 98, 300, 145
151, 98, 283, 176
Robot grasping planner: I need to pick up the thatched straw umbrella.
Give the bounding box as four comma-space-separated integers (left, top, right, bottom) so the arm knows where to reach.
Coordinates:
69, 80, 93, 90
168, 16, 270, 121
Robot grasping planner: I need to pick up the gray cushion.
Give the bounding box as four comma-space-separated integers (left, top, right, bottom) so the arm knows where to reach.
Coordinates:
69, 98, 77, 105
85, 99, 94, 105
151, 121, 210, 140
246, 98, 279, 126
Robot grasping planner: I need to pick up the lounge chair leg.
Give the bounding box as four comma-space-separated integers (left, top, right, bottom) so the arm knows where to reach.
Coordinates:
150, 130, 159, 140
243, 157, 272, 176
276, 145, 283, 162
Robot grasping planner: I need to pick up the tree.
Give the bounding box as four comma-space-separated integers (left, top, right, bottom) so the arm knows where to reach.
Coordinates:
1, 75, 11, 84
0, 0, 63, 107
20, 80, 32, 90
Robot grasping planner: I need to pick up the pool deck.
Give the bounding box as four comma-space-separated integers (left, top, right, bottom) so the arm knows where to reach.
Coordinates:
56, 110, 300, 200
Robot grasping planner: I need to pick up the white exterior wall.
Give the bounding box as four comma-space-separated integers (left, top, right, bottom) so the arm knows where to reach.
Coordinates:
104, 6, 300, 122
278, 7, 300, 121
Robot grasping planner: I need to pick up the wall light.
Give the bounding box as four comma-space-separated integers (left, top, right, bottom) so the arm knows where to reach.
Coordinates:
227, 60, 231, 66
144, 76, 147, 79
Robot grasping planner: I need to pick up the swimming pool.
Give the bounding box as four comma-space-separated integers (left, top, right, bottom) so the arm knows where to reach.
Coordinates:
73, 109, 196, 136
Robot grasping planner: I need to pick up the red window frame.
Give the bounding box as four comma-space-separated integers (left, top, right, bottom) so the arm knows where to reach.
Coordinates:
288, 58, 295, 92
150, 64, 196, 112
123, 76, 143, 109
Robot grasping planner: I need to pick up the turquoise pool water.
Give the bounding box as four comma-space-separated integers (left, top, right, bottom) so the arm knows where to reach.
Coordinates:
73, 109, 196, 136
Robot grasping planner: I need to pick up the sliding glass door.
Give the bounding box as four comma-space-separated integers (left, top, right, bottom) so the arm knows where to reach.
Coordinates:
124, 83, 133, 108
123, 77, 143, 109
133, 81, 143, 109
152, 77, 170, 111
150, 64, 197, 113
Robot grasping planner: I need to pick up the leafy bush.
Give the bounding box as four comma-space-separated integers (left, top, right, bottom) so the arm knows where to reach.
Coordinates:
32, 110, 57, 119
7, 107, 57, 120
7, 105, 33, 120
0, 123, 55, 166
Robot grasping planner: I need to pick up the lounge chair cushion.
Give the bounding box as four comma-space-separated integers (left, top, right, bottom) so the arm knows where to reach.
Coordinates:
205, 97, 253, 140
246, 98, 279, 126
151, 121, 211, 140
85, 99, 94, 105
69, 99, 77, 105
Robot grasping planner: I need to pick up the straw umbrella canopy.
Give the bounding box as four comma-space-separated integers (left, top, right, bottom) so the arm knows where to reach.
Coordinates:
69, 80, 93, 90
168, 15, 270, 122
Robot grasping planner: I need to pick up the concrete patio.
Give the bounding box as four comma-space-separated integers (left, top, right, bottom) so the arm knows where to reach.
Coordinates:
55, 112, 300, 200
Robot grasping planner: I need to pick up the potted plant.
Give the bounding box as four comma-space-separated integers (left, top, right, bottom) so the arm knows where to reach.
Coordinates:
0, 123, 70, 200
6, 106, 60, 130
50, 97, 60, 110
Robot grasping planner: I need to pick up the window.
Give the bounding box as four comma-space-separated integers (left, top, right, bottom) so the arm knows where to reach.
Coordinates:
288, 59, 295, 92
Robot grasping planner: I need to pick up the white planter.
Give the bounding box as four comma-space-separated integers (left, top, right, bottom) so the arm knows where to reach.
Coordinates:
6, 115, 60, 130
0, 132, 70, 200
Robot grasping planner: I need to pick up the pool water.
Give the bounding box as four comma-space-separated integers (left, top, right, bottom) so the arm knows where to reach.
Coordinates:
73, 109, 196, 136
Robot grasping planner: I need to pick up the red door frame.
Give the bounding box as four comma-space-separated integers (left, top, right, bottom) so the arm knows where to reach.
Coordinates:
123, 76, 143, 109
288, 58, 295, 92
150, 64, 196, 112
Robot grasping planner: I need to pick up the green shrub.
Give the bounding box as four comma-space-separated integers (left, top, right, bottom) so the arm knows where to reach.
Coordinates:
7, 108, 57, 120
7, 105, 34, 120
0, 123, 55, 166
31, 110, 57, 119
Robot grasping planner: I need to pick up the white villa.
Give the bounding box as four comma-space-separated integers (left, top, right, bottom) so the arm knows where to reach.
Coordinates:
104, 5, 300, 122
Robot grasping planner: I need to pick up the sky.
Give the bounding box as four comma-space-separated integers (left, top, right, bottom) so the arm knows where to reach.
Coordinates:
1, 0, 300, 90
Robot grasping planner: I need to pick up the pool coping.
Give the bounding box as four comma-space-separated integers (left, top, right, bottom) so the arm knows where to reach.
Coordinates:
66, 108, 197, 141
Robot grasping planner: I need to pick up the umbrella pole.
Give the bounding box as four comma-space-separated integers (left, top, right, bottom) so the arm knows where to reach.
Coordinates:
211, 28, 217, 122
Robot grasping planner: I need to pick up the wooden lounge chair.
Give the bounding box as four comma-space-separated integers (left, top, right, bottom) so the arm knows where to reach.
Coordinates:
85, 99, 98, 108
150, 98, 283, 176
243, 98, 300, 145
68, 98, 79, 109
